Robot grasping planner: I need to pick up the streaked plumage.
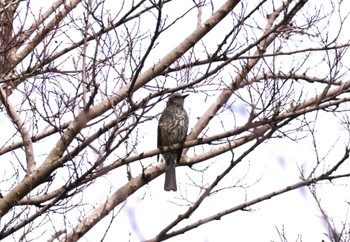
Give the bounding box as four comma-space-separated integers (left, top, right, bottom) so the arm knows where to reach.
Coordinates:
158, 93, 189, 191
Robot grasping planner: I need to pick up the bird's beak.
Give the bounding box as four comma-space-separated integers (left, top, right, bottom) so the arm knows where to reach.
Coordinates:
181, 94, 189, 98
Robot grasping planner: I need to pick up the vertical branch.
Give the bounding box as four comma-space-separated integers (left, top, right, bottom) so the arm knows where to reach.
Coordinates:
195, 0, 203, 28
309, 186, 341, 242
0, 0, 20, 74
81, 0, 92, 107
0, 86, 35, 174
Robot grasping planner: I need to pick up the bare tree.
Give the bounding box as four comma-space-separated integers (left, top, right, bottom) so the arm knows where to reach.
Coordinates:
0, 0, 350, 241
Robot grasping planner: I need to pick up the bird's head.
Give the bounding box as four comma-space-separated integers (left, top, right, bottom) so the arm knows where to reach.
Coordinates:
167, 92, 189, 107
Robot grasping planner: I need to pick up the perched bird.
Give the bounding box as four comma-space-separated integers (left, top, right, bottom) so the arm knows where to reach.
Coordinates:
158, 92, 189, 191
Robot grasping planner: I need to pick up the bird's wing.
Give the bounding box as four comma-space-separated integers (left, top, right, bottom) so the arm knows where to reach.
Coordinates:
158, 109, 172, 148
176, 134, 187, 164
176, 112, 189, 164
158, 119, 171, 147
157, 122, 162, 148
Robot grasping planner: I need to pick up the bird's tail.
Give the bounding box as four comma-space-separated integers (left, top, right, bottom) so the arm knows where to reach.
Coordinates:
164, 166, 177, 191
